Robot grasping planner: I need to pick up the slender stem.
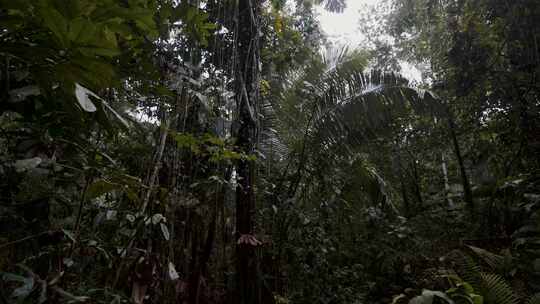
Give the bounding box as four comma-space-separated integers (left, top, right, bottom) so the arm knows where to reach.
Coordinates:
111, 113, 174, 288
141, 114, 172, 214
70, 176, 91, 256
0, 231, 54, 250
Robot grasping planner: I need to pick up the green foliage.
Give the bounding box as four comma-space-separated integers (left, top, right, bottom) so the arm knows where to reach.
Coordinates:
1, 0, 157, 90
1, 0, 540, 303
172, 2, 216, 46
480, 273, 519, 304
1, 271, 35, 302
408, 290, 454, 304
447, 251, 483, 291
172, 132, 256, 163
395, 269, 522, 304
446, 277, 484, 304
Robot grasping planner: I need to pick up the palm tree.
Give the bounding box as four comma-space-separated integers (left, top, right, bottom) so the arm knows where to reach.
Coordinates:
265, 48, 440, 213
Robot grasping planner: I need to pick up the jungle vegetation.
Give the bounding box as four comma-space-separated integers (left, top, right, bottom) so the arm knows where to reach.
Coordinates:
0, 0, 539, 303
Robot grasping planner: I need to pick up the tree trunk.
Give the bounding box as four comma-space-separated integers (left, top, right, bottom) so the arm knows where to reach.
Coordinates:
446, 106, 474, 213
234, 0, 261, 303
411, 159, 423, 208
395, 149, 410, 216
441, 153, 455, 208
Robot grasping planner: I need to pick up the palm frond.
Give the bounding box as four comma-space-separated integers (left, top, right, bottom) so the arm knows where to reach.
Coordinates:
480, 273, 519, 304
270, 48, 438, 209
446, 250, 483, 291
305, 48, 439, 151
466, 245, 505, 271
259, 94, 289, 161
309, 69, 439, 158
352, 158, 399, 214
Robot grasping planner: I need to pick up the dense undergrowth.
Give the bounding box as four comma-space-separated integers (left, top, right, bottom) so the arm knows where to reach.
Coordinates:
1, 0, 539, 303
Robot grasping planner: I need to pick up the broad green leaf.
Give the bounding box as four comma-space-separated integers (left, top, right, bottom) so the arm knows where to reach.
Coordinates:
78, 47, 121, 58
0, 0, 31, 11
86, 179, 120, 200
125, 188, 139, 202
409, 290, 454, 304
155, 85, 175, 97
68, 17, 87, 42
471, 294, 484, 304
73, 21, 98, 45
0, 15, 24, 29
104, 22, 133, 37
71, 57, 116, 83
37, 6, 69, 47
458, 282, 475, 294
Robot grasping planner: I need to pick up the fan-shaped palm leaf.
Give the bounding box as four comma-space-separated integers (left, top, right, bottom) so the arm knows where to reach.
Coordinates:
480, 273, 519, 304
307, 62, 440, 162
265, 47, 440, 211
466, 245, 506, 271
446, 250, 483, 291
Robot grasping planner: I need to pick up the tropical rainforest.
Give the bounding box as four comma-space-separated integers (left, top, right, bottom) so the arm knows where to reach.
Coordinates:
0, 0, 539, 303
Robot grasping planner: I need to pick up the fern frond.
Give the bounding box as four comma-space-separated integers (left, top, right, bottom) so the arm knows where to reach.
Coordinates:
447, 250, 482, 291
466, 245, 505, 271
480, 273, 519, 304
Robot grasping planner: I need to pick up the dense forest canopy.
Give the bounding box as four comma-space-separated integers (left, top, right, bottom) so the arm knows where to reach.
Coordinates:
0, 0, 539, 303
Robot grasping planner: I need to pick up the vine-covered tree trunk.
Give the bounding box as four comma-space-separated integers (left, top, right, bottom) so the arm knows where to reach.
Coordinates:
234, 0, 261, 303
446, 106, 474, 214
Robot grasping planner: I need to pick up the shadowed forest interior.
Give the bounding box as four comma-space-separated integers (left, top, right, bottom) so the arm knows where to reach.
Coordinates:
1, 0, 540, 303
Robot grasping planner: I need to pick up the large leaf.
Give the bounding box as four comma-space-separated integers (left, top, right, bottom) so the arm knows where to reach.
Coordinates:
480, 273, 519, 304
75, 83, 98, 112
8, 85, 41, 103
409, 290, 454, 304
37, 5, 69, 47
309, 68, 439, 159
466, 245, 505, 271
168, 262, 180, 280
86, 179, 121, 200
2, 272, 35, 300
14, 157, 42, 172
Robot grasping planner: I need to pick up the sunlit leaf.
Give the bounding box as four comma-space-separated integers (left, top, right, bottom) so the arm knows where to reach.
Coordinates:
14, 157, 42, 172
86, 179, 120, 200
75, 83, 98, 112
168, 262, 179, 280
160, 223, 170, 241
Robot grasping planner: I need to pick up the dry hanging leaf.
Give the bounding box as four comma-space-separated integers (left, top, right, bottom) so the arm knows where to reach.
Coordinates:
131, 281, 147, 304
168, 262, 180, 281
237, 234, 262, 246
